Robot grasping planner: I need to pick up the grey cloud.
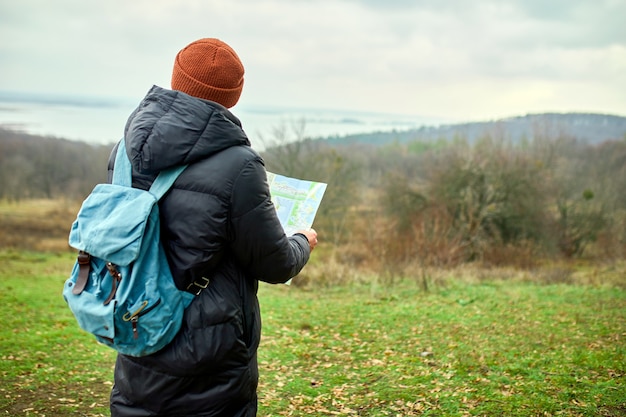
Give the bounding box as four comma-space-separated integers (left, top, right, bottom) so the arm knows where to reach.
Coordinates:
344, 0, 625, 49
0, 0, 624, 119
516, 0, 609, 20
513, 0, 626, 48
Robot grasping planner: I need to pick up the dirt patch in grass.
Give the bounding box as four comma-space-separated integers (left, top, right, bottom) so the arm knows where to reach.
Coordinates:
597, 405, 626, 417
1, 379, 111, 416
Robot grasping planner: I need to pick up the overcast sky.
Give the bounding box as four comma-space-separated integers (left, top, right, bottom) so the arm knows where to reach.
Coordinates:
1, 0, 625, 123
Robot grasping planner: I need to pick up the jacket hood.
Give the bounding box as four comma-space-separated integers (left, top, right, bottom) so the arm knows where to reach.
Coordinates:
124, 85, 250, 174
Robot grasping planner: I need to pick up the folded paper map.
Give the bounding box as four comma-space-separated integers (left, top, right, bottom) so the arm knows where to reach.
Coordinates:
267, 172, 326, 284
267, 172, 327, 237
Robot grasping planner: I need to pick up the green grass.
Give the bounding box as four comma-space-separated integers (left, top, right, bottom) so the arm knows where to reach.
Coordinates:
0, 251, 115, 416
257, 283, 626, 416
1, 251, 625, 416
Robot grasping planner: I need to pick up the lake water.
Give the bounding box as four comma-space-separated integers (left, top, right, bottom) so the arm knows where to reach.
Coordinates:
0, 91, 444, 149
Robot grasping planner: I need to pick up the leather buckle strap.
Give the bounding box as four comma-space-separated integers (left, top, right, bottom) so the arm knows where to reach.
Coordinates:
186, 277, 210, 296
72, 251, 91, 295
103, 262, 122, 305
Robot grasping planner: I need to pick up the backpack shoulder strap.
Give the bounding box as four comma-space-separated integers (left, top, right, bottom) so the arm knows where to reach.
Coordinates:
112, 139, 132, 187
112, 138, 187, 201
149, 165, 187, 200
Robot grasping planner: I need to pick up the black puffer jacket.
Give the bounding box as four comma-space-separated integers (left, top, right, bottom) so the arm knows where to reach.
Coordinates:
108, 85, 310, 417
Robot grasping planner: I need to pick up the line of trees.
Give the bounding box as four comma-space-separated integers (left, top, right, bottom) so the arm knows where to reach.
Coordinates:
2, 124, 625, 276
0, 128, 112, 200
261, 122, 626, 278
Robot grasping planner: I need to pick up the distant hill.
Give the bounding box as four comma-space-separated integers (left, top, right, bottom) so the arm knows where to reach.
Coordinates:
323, 113, 626, 147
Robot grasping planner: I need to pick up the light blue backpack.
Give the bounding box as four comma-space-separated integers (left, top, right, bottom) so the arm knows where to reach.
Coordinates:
63, 139, 194, 357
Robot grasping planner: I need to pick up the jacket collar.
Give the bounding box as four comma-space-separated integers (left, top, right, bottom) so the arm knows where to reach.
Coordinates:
124, 85, 250, 174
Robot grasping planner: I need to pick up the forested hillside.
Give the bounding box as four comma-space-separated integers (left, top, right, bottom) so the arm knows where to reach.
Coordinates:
325, 112, 626, 147
261, 113, 626, 277
2, 112, 626, 276
0, 127, 112, 200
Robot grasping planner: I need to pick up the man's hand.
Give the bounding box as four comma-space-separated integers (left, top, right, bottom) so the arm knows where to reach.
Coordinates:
296, 228, 318, 252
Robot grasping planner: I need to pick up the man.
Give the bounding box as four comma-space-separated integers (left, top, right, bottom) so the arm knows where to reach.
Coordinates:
109, 38, 317, 417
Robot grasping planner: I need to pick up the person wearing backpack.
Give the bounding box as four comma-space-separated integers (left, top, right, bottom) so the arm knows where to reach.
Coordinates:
108, 38, 318, 417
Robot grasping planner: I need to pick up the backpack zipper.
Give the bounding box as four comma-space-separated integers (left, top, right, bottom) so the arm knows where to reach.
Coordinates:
122, 299, 162, 339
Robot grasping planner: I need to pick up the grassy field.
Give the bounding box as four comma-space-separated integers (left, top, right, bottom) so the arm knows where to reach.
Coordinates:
1, 250, 625, 416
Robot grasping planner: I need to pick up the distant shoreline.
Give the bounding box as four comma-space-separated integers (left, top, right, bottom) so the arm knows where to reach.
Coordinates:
0, 93, 437, 146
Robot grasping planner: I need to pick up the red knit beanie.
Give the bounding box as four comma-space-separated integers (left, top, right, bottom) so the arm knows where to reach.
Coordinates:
171, 38, 244, 108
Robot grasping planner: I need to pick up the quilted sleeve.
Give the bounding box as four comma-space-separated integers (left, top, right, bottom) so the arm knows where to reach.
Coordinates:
229, 158, 310, 284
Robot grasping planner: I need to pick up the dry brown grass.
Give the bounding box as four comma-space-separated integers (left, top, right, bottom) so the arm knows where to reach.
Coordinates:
2, 198, 624, 289
0, 199, 79, 252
